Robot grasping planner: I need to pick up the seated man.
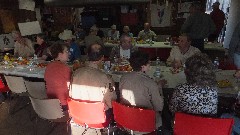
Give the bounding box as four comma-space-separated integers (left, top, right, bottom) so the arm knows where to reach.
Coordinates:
138, 22, 157, 41
70, 43, 117, 116
84, 25, 103, 50
109, 34, 137, 61
166, 34, 200, 68
120, 51, 164, 133
59, 29, 81, 62
108, 24, 120, 40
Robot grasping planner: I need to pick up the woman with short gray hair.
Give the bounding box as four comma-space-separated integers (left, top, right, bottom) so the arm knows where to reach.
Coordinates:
169, 53, 218, 116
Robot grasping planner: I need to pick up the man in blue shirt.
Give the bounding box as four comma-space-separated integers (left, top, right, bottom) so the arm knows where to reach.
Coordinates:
59, 29, 81, 62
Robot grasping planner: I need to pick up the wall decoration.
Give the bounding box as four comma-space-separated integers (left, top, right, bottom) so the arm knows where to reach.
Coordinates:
0, 10, 16, 33
18, 21, 42, 36
151, 3, 172, 27
0, 33, 15, 50
19, 0, 35, 11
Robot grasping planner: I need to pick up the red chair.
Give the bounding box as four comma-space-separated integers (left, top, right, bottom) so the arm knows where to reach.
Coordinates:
112, 101, 156, 134
173, 112, 234, 135
219, 60, 237, 70
68, 98, 111, 134
0, 77, 10, 93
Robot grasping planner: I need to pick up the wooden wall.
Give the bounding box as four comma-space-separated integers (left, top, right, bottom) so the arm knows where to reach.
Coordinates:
0, 0, 36, 34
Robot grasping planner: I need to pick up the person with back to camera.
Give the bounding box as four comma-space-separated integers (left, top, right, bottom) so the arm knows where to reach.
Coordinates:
70, 43, 117, 134
120, 50, 165, 134
169, 53, 218, 117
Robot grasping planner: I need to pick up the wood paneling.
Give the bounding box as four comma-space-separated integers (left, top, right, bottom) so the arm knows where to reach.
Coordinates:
0, 10, 16, 33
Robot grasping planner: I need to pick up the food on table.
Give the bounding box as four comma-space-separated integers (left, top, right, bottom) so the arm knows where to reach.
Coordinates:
17, 59, 29, 65
37, 63, 48, 68
113, 64, 132, 72
137, 40, 144, 44
73, 60, 84, 71
217, 80, 232, 88
170, 68, 182, 74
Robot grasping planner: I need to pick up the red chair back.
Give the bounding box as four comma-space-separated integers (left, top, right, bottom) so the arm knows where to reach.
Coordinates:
173, 112, 234, 135
112, 101, 156, 132
0, 78, 9, 93
68, 98, 108, 128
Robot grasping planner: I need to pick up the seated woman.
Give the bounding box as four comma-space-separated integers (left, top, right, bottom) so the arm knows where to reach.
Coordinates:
35, 33, 52, 61
169, 53, 218, 116
44, 43, 71, 111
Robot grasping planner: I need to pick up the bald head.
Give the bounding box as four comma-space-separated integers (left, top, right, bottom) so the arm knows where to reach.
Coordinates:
144, 23, 150, 31
120, 35, 132, 50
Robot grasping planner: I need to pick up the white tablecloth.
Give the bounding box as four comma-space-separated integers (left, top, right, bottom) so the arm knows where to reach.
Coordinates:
0, 65, 45, 78
105, 42, 225, 51
109, 66, 239, 96
0, 65, 237, 96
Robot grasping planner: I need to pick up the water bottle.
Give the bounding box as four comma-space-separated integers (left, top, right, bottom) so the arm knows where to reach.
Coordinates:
213, 57, 219, 69
156, 57, 160, 66
104, 61, 110, 72
154, 66, 161, 78
154, 57, 161, 78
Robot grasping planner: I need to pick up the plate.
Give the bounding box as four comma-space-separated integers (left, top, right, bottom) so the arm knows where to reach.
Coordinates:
217, 80, 232, 88
169, 68, 183, 74
112, 71, 131, 75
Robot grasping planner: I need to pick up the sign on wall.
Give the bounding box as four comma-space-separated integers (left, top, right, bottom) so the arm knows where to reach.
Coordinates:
18, 21, 42, 36
151, 3, 172, 27
0, 33, 15, 50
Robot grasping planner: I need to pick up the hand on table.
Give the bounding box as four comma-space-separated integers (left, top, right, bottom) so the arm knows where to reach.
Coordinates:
171, 59, 182, 70
234, 70, 240, 78
157, 79, 167, 88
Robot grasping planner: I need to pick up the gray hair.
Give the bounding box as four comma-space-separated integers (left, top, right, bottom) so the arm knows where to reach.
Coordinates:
185, 53, 216, 87
120, 34, 131, 43
11, 30, 21, 39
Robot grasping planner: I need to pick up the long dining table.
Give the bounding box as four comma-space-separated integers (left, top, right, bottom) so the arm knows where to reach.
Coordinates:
105, 41, 225, 51
0, 63, 238, 97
